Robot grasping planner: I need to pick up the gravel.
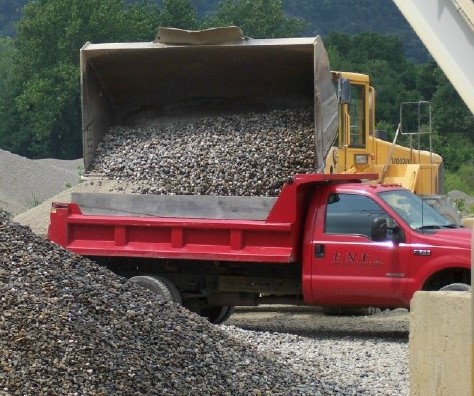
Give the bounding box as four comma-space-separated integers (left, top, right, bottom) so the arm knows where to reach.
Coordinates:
222, 325, 408, 395
0, 149, 82, 216
448, 190, 474, 217
0, 212, 409, 395
88, 109, 317, 196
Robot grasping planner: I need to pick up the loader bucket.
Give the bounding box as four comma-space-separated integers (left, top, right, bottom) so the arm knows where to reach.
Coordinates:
80, 29, 337, 171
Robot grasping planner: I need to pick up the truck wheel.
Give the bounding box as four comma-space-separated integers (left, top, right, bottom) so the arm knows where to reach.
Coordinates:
322, 306, 379, 316
129, 275, 182, 304
200, 305, 235, 324
439, 283, 471, 292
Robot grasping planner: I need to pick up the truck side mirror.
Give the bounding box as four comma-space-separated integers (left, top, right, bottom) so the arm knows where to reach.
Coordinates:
371, 217, 388, 242
390, 225, 405, 244
372, 217, 405, 244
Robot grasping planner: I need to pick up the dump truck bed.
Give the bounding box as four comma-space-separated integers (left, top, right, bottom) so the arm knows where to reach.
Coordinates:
80, 33, 338, 172
48, 174, 370, 263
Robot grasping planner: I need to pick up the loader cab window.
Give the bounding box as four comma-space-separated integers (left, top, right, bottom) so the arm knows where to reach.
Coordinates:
325, 193, 391, 239
349, 84, 366, 148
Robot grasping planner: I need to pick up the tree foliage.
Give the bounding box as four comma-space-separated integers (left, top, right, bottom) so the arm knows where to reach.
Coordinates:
0, 37, 15, 93
295, 0, 428, 62
159, 0, 198, 30
202, 0, 307, 38
4, 0, 161, 159
426, 67, 473, 192
0, 37, 19, 151
325, 31, 418, 130
0, 0, 431, 62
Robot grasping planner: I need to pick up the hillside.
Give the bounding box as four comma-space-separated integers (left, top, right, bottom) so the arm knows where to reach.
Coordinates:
0, 0, 24, 36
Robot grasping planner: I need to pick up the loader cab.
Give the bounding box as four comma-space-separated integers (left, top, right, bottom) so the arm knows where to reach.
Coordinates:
325, 71, 447, 208
327, 71, 375, 173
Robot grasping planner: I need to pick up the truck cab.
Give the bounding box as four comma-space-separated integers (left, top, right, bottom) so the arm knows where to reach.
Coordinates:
302, 181, 471, 308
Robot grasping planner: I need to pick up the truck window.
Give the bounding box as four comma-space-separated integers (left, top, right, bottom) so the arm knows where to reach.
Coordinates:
349, 84, 365, 148
325, 193, 390, 239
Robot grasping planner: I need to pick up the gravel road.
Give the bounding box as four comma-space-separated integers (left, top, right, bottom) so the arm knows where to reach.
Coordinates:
224, 306, 410, 395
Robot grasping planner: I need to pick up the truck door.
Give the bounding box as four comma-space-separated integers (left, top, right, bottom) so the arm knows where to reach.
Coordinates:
309, 191, 409, 307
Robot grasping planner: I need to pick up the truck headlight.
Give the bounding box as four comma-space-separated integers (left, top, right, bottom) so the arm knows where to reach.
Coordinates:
354, 154, 369, 164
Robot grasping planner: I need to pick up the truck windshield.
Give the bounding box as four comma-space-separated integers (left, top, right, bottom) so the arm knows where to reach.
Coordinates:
378, 190, 454, 230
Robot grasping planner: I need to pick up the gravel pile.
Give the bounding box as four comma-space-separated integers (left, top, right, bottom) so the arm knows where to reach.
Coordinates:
0, 149, 82, 216
448, 190, 474, 217
88, 109, 317, 196
0, 211, 310, 394
0, 212, 409, 395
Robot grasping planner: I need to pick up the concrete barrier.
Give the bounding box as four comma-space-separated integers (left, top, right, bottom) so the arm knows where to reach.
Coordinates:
461, 217, 474, 229
410, 291, 472, 395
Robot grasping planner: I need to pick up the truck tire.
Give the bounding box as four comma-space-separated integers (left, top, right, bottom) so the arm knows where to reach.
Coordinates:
129, 275, 182, 304
322, 306, 379, 316
439, 283, 471, 292
200, 305, 235, 324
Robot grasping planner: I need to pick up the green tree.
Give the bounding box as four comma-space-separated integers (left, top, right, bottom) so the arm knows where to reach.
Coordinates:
431, 68, 474, 142
430, 67, 474, 177
202, 0, 307, 38
0, 37, 19, 152
326, 31, 416, 133
13, 62, 80, 157
159, 0, 199, 30
445, 161, 474, 197
7, 0, 161, 159
414, 60, 437, 100
0, 37, 15, 99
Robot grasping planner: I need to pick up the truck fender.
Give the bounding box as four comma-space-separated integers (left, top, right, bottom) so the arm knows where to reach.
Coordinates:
406, 258, 471, 300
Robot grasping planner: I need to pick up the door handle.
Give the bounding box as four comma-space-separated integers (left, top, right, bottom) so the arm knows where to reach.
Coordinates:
314, 244, 325, 258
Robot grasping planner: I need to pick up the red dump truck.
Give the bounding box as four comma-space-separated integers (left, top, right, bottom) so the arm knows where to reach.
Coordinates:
48, 174, 472, 323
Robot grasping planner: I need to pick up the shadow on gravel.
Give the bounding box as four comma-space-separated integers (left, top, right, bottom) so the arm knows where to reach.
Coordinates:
227, 306, 410, 342
233, 325, 409, 342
